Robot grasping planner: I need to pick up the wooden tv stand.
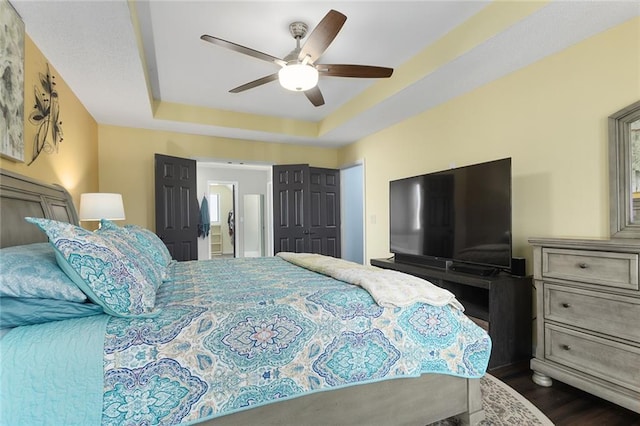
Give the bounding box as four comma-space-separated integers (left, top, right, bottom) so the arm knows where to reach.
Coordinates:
371, 257, 532, 369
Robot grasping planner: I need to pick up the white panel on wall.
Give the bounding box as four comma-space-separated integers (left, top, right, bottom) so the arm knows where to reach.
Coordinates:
341, 163, 365, 264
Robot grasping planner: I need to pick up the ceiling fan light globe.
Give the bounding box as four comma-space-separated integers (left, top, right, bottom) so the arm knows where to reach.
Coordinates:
278, 64, 318, 92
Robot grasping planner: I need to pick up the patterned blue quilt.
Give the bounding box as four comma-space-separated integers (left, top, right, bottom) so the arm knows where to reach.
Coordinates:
102, 257, 491, 425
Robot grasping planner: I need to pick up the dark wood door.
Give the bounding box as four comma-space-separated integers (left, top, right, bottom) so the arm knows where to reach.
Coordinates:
308, 167, 340, 257
273, 164, 340, 257
273, 164, 308, 253
154, 154, 199, 261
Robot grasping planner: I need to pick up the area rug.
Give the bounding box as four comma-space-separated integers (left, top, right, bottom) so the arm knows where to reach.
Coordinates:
429, 374, 554, 426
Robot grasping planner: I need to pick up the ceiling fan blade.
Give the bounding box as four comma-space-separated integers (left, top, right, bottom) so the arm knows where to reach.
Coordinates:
317, 64, 394, 78
298, 10, 346, 63
304, 86, 325, 107
201, 35, 286, 67
229, 73, 279, 93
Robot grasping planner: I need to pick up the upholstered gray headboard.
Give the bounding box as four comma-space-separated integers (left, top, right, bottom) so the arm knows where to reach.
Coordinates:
0, 169, 78, 248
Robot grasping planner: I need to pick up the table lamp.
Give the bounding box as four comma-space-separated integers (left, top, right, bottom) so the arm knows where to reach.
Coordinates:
79, 193, 125, 227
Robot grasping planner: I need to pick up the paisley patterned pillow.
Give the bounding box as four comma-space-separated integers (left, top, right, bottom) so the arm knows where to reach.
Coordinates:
123, 224, 173, 267
25, 217, 159, 318
98, 220, 165, 288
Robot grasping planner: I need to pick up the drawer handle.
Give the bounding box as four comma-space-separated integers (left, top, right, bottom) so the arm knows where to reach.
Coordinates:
561, 302, 571, 308
561, 344, 571, 351
577, 262, 589, 269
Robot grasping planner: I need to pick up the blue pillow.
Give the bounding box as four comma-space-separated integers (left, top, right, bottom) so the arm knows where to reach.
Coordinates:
25, 217, 159, 318
0, 297, 104, 329
97, 220, 165, 288
0, 243, 87, 302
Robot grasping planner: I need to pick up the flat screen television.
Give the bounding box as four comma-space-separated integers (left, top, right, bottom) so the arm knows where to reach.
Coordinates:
389, 158, 512, 274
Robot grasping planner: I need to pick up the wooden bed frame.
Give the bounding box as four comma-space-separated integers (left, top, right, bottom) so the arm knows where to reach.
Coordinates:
0, 168, 485, 425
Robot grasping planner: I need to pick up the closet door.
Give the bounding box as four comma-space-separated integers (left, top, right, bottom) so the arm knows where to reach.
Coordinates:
308, 167, 340, 257
273, 164, 340, 257
273, 164, 309, 253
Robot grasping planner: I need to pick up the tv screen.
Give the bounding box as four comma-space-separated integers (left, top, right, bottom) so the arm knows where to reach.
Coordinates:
389, 158, 512, 270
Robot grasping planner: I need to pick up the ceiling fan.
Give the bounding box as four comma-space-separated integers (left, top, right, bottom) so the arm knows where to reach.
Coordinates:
200, 9, 394, 107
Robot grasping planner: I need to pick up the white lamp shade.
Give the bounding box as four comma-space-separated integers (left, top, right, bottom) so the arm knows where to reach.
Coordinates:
79, 193, 126, 221
278, 64, 319, 92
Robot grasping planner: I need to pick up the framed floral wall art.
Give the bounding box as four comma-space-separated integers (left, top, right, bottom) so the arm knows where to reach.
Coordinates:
0, 0, 25, 162
28, 63, 63, 165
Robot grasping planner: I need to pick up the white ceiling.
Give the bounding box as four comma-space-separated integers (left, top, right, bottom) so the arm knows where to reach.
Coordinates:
10, 1, 640, 147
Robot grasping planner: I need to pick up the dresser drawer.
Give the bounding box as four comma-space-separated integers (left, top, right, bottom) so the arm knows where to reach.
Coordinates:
545, 324, 640, 392
542, 248, 639, 291
544, 285, 640, 342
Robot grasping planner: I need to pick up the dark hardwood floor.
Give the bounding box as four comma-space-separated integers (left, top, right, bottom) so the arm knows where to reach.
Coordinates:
490, 362, 640, 426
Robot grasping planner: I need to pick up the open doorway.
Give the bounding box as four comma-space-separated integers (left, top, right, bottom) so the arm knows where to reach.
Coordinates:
196, 161, 273, 260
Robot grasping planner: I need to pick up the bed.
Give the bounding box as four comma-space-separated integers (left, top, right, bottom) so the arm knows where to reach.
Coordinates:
0, 168, 489, 426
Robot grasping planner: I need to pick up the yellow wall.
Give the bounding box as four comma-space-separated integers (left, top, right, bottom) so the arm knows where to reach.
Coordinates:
338, 17, 640, 270
98, 125, 339, 229
0, 35, 98, 206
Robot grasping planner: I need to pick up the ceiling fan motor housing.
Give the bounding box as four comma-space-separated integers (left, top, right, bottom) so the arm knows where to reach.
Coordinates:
289, 21, 308, 40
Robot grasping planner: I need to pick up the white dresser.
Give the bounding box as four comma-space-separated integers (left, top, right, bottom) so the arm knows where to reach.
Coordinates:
529, 238, 640, 413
